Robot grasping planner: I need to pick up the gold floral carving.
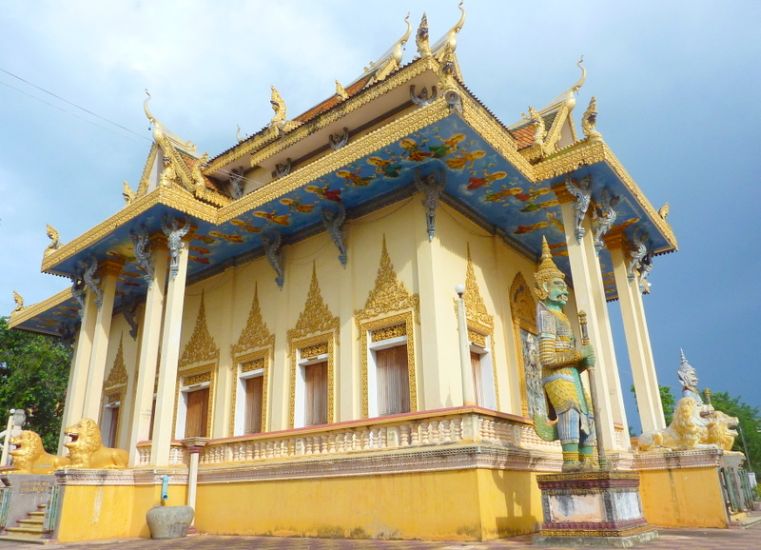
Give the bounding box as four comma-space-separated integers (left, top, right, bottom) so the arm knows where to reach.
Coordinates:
510, 272, 537, 417
371, 323, 406, 342
359, 312, 417, 418
179, 292, 220, 368
184, 372, 211, 386
231, 283, 275, 357
300, 342, 328, 359
355, 237, 420, 330
463, 245, 493, 332
240, 357, 265, 373
468, 329, 486, 348
104, 334, 128, 391
287, 265, 340, 342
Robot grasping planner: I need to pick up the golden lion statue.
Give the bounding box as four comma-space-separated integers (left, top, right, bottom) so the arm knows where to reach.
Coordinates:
638, 397, 739, 452
64, 418, 128, 469
9, 430, 70, 474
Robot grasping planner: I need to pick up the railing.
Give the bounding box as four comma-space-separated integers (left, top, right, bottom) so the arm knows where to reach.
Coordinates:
133, 408, 560, 468
0, 484, 10, 531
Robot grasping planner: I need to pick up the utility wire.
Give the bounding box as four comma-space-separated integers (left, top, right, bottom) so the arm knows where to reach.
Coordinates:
0, 66, 150, 142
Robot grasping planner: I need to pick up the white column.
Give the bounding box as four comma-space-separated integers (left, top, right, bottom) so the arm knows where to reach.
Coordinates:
557, 198, 617, 452
58, 288, 98, 453
608, 237, 662, 432
151, 240, 190, 466
632, 277, 665, 429
182, 437, 208, 525
580, 219, 629, 448
128, 238, 169, 466
82, 260, 123, 420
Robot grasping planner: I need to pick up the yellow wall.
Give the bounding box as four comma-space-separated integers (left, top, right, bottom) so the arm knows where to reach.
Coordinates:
639, 466, 728, 528
99, 193, 571, 445
194, 468, 542, 540
56, 482, 187, 542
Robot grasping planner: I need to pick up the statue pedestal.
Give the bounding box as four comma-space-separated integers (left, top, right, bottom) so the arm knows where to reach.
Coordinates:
534, 471, 657, 548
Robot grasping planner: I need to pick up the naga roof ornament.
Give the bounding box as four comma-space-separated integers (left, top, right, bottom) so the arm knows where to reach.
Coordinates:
362, 13, 412, 82
582, 96, 601, 140
562, 56, 586, 109
335, 80, 349, 100
432, 0, 466, 60
416, 13, 432, 58
143, 90, 196, 154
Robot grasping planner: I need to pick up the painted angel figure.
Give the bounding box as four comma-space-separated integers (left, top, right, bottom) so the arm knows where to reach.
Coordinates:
565, 176, 592, 242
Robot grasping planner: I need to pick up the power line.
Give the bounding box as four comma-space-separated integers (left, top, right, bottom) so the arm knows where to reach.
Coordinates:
0, 66, 150, 142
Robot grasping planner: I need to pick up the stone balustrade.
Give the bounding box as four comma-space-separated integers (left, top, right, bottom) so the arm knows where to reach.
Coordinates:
133, 407, 560, 468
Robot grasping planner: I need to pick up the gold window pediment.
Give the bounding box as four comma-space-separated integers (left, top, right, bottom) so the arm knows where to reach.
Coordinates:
232, 282, 275, 356
180, 292, 220, 368
104, 334, 128, 393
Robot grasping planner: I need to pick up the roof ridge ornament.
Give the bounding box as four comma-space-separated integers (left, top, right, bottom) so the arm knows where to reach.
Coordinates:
44, 224, 60, 257
582, 96, 602, 141
335, 80, 349, 101
362, 13, 411, 82
143, 90, 196, 153
416, 13, 432, 58
12, 290, 24, 312
432, 0, 466, 59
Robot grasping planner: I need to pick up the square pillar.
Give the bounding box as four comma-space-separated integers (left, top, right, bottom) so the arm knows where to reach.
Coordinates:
82, 259, 124, 421
151, 238, 190, 465
557, 197, 617, 453
57, 288, 98, 453
608, 234, 664, 432
128, 237, 169, 466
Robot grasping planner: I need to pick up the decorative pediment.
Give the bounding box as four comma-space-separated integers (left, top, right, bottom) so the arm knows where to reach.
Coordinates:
104, 335, 128, 390
510, 272, 537, 333
463, 245, 493, 331
179, 292, 219, 367
287, 265, 339, 342
232, 283, 275, 355
355, 237, 419, 328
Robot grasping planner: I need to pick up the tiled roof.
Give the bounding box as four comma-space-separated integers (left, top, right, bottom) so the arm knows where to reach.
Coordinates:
509, 110, 559, 150
294, 75, 374, 123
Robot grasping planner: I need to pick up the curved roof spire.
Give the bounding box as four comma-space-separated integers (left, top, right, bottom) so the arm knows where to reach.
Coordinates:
143, 89, 196, 153
432, 1, 466, 58
563, 56, 586, 108
361, 13, 411, 81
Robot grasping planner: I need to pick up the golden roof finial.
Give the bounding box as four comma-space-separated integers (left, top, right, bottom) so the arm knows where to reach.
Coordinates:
269, 85, 287, 129
393, 13, 413, 64
526, 106, 546, 146
533, 236, 565, 300
335, 80, 349, 100
143, 89, 196, 153
433, 1, 466, 59
582, 96, 601, 140
12, 290, 24, 312
362, 13, 411, 81
44, 224, 60, 256
416, 13, 432, 58
562, 56, 587, 108
122, 181, 135, 205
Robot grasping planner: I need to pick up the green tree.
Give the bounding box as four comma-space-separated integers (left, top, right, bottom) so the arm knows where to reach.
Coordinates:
709, 391, 761, 476
0, 316, 71, 451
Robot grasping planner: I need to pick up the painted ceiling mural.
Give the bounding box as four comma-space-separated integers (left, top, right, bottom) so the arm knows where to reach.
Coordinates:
22, 114, 665, 333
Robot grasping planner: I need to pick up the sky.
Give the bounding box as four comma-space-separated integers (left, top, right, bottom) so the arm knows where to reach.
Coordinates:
1, 0, 759, 429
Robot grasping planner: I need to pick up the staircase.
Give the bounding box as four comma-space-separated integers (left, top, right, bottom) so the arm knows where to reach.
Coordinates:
0, 502, 50, 544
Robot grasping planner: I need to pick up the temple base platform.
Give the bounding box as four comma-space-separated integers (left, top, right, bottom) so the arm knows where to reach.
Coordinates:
534, 470, 657, 548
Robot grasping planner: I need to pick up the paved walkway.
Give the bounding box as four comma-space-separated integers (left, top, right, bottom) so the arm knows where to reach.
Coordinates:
2, 522, 760, 550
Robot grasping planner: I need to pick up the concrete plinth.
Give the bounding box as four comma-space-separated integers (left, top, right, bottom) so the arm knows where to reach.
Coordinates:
535, 471, 657, 547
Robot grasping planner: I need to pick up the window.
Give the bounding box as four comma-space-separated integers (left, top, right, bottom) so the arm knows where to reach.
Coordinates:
174, 370, 213, 439
293, 343, 329, 428
101, 399, 120, 448
245, 375, 264, 434
468, 330, 497, 410
233, 357, 267, 436
367, 324, 411, 417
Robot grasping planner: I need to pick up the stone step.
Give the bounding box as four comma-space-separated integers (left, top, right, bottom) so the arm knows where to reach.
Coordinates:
28, 511, 46, 518
0, 534, 48, 545
6, 525, 45, 535
19, 517, 45, 526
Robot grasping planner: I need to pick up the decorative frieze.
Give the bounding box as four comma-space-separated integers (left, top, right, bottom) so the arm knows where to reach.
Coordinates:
371, 323, 406, 342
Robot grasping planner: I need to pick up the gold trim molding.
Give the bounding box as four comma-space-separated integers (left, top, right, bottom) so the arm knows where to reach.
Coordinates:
231, 282, 275, 357
288, 333, 336, 429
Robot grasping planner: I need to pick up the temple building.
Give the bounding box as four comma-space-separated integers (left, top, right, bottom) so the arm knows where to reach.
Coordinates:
7, 6, 710, 543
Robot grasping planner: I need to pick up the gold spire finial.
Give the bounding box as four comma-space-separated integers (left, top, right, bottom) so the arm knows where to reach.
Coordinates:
12, 290, 24, 312
335, 80, 349, 100
416, 13, 432, 58
44, 224, 60, 256
533, 236, 565, 300
433, 0, 466, 59
143, 89, 196, 152
269, 85, 287, 128
571, 56, 586, 95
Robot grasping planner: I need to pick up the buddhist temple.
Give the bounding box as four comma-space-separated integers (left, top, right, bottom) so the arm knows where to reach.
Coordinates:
10, 5, 742, 544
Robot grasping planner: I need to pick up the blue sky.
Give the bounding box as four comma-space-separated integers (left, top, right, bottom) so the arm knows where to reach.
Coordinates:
1, 1, 759, 428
